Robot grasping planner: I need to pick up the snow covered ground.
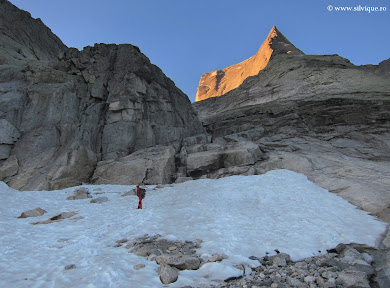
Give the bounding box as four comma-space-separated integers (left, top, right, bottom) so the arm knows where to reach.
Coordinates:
0, 169, 386, 288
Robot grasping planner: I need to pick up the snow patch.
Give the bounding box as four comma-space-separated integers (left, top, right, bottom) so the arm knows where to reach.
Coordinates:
0, 169, 386, 287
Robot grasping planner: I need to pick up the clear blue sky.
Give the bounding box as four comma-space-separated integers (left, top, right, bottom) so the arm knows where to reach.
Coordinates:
9, 0, 390, 102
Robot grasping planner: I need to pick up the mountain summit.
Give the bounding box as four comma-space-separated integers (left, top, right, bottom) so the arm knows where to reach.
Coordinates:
195, 26, 303, 102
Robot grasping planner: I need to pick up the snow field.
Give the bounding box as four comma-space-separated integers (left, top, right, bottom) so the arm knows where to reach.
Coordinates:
0, 169, 386, 287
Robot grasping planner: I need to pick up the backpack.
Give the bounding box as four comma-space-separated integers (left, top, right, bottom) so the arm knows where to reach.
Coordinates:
139, 188, 146, 199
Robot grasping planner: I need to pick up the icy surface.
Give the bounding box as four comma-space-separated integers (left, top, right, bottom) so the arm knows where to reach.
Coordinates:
0, 170, 386, 287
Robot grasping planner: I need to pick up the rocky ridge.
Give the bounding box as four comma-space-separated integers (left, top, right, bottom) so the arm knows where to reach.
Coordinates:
0, 0, 66, 64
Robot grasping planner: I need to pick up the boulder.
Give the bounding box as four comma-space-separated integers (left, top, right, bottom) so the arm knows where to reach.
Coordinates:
49, 211, 77, 221
32, 211, 77, 225
18, 207, 47, 218
185, 141, 262, 176
158, 264, 178, 285
67, 188, 92, 200
186, 149, 223, 174
338, 270, 371, 288
270, 253, 291, 267
64, 264, 76, 270
286, 277, 306, 287
223, 141, 263, 168
133, 264, 145, 270
92, 146, 175, 185
208, 252, 228, 262
0, 144, 11, 160
155, 254, 201, 270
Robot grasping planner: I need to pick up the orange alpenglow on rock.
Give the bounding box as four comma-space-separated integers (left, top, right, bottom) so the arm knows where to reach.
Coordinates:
195, 26, 304, 102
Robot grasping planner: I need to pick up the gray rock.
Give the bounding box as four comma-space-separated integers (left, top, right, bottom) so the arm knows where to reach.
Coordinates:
303, 275, 316, 284
209, 252, 228, 263
18, 207, 47, 218
158, 264, 178, 285
32, 211, 77, 225
270, 253, 291, 267
67, 188, 92, 200
49, 211, 77, 221
64, 264, 76, 270
0, 119, 20, 144
186, 147, 223, 173
340, 246, 362, 260
133, 264, 145, 270
223, 141, 263, 168
286, 276, 306, 287
338, 270, 371, 288
335, 243, 347, 254
90, 196, 109, 204
92, 146, 175, 185
184, 141, 262, 176
116, 239, 128, 244
155, 255, 201, 270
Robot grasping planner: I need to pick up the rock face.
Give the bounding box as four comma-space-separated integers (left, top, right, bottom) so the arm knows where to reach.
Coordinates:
195, 26, 303, 102
0, 0, 204, 190
180, 140, 263, 178
92, 145, 175, 185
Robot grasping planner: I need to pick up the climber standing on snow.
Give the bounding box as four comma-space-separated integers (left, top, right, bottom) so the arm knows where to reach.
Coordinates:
136, 184, 144, 209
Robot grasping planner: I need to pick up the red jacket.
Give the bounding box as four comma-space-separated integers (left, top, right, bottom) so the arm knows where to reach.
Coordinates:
137, 187, 141, 198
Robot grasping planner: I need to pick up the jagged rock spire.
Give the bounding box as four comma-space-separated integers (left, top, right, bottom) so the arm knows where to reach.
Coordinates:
195, 26, 303, 102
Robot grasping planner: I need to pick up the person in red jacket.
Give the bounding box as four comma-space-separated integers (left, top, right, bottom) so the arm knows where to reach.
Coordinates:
136, 184, 142, 209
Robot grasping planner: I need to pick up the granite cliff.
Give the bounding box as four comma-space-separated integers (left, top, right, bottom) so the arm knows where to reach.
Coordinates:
0, 0, 204, 190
